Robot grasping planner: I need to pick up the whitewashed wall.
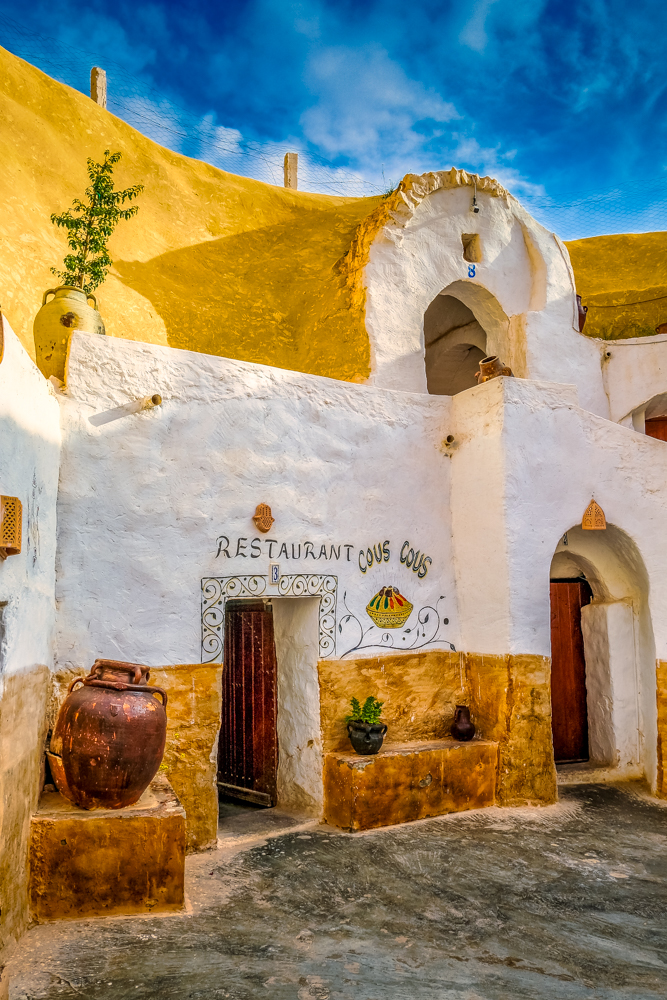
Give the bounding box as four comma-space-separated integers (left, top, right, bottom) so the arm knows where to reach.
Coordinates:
55, 333, 459, 670
0, 317, 60, 690
53, 323, 667, 790
364, 181, 609, 418
599, 332, 667, 425
449, 374, 667, 787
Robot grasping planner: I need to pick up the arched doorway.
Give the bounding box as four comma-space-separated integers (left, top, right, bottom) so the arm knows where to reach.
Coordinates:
423, 280, 511, 395
549, 524, 656, 782
643, 392, 667, 440
624, 391, 667, 438
424, 294, 486, 395
550, 577, 593, 762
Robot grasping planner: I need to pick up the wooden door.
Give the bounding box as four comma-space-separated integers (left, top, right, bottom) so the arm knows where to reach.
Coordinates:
550, 580, 592, 763
218, 602, 278, 805
645, 417, 667, 441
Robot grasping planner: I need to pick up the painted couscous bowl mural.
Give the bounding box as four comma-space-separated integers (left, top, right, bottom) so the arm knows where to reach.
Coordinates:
365, 586, 413, 628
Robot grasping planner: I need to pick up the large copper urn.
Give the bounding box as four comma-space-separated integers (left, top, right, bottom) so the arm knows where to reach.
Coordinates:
48, 659, 168, 810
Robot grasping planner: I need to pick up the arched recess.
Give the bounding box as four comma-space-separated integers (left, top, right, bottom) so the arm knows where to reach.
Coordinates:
424, 280, 510, 396
624, 391, 667, 439
549, 524, 656, 785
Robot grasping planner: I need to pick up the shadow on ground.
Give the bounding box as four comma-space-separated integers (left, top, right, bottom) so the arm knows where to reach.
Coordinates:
8, 784, 667, 999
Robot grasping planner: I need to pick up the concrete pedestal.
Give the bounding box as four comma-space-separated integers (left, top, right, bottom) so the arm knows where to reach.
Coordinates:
29, 774, 186, 920
323, 738, 498, 831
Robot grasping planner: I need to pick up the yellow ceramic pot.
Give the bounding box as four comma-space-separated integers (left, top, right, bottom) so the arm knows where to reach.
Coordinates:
365, 586, 413, 628
33, 285, 105, 381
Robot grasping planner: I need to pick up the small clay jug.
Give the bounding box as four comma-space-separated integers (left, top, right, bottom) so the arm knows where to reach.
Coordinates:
576, 294, 588, 333
450, 705, 475, 742
347, 721, 388, 755
475, 355, 513, 383
33, 286, 105, 381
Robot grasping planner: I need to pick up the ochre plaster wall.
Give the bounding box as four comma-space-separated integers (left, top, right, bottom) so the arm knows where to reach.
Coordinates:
319, 650, 557, 806
656, 660, 667, 799
319, 651, 464, 753
151, 664, 222, 852
0, 46, 377, 381
323, 739, 498, 832
463, 653, 557, 806
29, 776, 185, 920
0, 666, 50, 959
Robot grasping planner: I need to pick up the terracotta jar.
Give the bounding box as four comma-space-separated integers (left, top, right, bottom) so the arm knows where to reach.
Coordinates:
576, 294, 588, 332
475, 355, 513, 383
450, 705, 475, 742
33, 286, 105, 381
48, 659, 167, 810
347, 721, 388, 755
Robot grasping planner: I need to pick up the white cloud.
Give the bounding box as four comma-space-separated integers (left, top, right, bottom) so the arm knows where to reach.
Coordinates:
450, 136, 546, 200
300, 44, 459, 168
119, 93, 375, 195
459, 0, 500, 53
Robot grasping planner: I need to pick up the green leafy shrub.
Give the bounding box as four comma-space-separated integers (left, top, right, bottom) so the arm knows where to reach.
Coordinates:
346, 696, 384, 724
50, 149, 143, 294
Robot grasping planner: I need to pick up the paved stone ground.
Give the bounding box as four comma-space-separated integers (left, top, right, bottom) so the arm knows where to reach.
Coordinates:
8, 783, 667, 999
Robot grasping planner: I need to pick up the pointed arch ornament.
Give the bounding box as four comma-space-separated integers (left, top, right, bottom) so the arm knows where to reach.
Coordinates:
582, 498, 606, 530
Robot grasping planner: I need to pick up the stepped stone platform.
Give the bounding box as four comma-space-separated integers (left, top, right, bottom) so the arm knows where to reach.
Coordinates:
322, 737, 498, 831
29, 774, 185, 921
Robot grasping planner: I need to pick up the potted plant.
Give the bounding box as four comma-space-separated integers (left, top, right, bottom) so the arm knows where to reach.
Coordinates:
34, 149, 143, 381
346, 696, 387, 755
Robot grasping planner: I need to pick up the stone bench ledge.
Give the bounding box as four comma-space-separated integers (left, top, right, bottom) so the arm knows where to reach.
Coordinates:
323, 738, 498, 832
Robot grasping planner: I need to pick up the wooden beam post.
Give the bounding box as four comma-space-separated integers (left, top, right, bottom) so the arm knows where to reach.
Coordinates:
283, 152, 298, 190
90, 67, 107, 108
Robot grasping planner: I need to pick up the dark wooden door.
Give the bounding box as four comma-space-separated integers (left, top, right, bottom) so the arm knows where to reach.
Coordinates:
218, 603, 278, 805
645, 417, 667, 441
550, 580, 592, 763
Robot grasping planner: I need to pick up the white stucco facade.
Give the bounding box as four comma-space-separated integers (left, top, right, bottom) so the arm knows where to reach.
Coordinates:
55, 331, 459, 668
363, 176, 609, 418
45, 318, 667, 789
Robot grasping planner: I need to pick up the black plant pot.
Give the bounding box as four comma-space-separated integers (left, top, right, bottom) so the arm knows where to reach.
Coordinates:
347, 721, 387, 755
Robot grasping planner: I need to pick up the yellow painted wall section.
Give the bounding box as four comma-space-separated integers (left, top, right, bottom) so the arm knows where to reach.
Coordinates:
318, 651, 465, 753
567, 232, 667, 340
151, 664, 223, 853
319, 649, 557, 806
0, 47, 378, 381
463, 653, 557, 806
0, 666, 50, 964
657, 660, 667, 799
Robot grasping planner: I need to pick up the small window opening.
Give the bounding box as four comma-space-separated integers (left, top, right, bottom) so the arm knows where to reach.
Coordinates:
462, 233, 482, 263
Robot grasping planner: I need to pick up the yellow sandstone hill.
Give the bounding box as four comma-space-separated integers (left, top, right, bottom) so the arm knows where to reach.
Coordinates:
566, 231, 667, 340
0, 45, 380, 380
1, 44, 665, 381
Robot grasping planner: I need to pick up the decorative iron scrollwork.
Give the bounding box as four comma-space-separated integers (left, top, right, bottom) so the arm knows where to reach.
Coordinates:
338, 593, 455, 659
201, 574, 338, 662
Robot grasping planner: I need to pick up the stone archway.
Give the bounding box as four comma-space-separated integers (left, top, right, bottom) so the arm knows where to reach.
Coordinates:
549, 524, 656, 784
423, 280, 511, 396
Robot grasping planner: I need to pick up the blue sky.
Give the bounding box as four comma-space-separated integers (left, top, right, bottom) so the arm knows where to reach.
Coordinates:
1, 0, 666, 237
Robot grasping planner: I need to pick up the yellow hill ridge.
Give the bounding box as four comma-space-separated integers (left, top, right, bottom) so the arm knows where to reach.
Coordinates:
566, 231, 667, 340
0, 45, 380, 380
